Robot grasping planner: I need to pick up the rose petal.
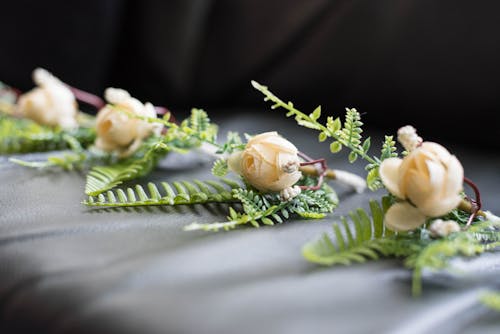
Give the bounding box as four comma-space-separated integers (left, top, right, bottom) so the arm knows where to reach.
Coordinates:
442, 155, 464, 197
251, 143, 275, 164
268, 171, 302, 192
384, 201, 427, 232
417, 194, 462, 217
246, 132, 278, 146
379, 158, 404, 198
406, 159, 444, 207
421, 142, 452, 160
262, 135, 298, 153
227, 151, 243, 175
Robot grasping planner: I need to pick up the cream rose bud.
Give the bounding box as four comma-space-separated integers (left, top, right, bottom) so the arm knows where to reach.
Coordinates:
380, 142, 464, 231
16, 68, 78, 129
229, 132, 302, 192
94, 88, 162, 157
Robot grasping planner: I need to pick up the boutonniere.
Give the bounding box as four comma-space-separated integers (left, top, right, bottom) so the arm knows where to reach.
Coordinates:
85, 125, 366, 231
0, 68, 96, 154
3, 69, 222, 195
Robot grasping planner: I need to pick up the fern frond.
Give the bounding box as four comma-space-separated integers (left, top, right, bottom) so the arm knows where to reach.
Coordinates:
302, 199, 404, 265
380, 135, 398, 160
84, 138, 166, 195
211, 158, 228, 177
365, 136, 398, 191
180, 108, 218, 143
185, 181, 337, 232
85, 178, 240, 207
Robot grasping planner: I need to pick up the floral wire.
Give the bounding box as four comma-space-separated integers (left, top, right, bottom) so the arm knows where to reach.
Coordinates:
298, 151, 327, 191
68, 85, 106, 109
463, 176, 482, 228
68, 85, 176, 123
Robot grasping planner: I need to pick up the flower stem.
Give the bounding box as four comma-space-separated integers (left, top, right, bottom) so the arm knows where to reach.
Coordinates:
300, 165, 366, 193
463, 177, 483, 227
298, 152, 327, 191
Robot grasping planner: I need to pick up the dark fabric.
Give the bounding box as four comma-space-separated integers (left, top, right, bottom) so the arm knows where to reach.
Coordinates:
0, 113, 499, 334
1, 1, 500, 148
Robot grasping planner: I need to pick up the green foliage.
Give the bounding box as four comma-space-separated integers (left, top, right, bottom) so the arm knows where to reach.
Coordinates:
85, 138, 167, 195
211, 159, 228, 177
85, 178, 239, 206
251, 81, 376, 164
175, 108, 218, 145
216, 131, 245, 154
0, 113, 95, 154
406, 220, 500, 296
251, 81, 409, 193
302, 199, 408, 265
303, 197, 500, 296
86, 172, 337, 232
365, 136, 399, 191
480, 292, 500, 312
186, 183, 337, 232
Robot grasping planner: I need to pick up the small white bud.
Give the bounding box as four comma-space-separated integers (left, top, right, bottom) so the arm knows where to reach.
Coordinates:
429, 219, 461, 238
280, 185, 301, 201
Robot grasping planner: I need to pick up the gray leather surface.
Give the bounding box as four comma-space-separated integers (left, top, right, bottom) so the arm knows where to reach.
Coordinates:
1, 112, 499, 333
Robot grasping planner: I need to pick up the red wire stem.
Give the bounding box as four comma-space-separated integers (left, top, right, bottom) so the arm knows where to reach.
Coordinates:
67, 86, 106, 110
298, 151, 327, 191
463, 176, 482, 227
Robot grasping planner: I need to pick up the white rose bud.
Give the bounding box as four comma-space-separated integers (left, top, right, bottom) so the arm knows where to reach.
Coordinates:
380, 142, 464, 231
94, 88, 162, 157
429, 219, 461, 238
16, 68, 78, 129
228, 132, 302, 192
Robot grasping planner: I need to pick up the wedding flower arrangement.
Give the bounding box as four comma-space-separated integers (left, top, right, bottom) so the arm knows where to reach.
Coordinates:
1, 69, 500, 302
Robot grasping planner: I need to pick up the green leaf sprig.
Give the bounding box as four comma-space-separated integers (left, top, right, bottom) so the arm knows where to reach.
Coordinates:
251, 81, 398, 191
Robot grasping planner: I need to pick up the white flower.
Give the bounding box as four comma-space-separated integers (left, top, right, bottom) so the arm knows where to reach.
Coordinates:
16, 68, 78, 129
228, 132, 302, 192
429, 219, 461, 237
380, 141, 464, 231
94, 88, 162, 157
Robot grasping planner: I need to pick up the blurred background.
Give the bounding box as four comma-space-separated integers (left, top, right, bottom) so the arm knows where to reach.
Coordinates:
1, 0, 499, 148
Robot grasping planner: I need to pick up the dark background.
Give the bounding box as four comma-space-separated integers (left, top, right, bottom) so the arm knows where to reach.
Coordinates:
1, 0, 499, 148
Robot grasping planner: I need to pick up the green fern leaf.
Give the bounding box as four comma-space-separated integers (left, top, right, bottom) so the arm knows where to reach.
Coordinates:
84, 140, 164, 196
180, 108, 217, 142
211, 158, 228, 177
302, 199, 396, 266
84, 178, 239, 207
